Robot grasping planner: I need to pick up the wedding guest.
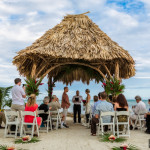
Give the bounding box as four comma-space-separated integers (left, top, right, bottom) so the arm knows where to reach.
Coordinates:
24, 94, 42, 128
92, 95, 99, 115
114, 94, 128, 111
49, 95, 61, 111
11, 78, 26, 112
130, 95, 147, 130
114, 94, 128, 131
72, 90, 83, 123
0, 112, 6, 129
39, 96, 51, 121
91, 92, 113, 136
61, 87, 70, 128
85, 89, 91, 126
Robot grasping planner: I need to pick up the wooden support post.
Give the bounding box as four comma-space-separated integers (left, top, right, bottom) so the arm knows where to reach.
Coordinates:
48, 75, 53, 102
115, 62, 119, 79
31, 62, 37, 78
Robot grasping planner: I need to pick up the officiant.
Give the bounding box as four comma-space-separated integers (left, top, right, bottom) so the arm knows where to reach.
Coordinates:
72, 90, 83, 123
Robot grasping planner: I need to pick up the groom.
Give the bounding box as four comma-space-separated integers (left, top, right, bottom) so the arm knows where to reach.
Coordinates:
61, 87, 70, 128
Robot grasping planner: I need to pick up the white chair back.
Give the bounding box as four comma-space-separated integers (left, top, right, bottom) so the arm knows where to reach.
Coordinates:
116, 111, 130, 116
38, 110, 49, 115
100, 111, 115, 117
4, 110, 19, 122
21, 111, 36, 117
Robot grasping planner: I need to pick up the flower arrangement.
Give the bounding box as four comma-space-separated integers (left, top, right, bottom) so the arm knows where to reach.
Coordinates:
0, 145, 27, 150
108, 135, 116, 141
6, 146, 15, 150
14, 136, 40, 144
100, 134, 126, 143
102, 78, 125, 97
25, 77, 44, 96
112, 144, 139, 150
22, 136, 31, 142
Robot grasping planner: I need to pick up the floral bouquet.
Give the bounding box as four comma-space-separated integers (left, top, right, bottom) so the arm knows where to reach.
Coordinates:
6, 146, 15, 150
108, 135, 116, 141
102, 77, 125, 97
25, 77, 44, 96
82, 100, 86, 104
22, 135, 31, 142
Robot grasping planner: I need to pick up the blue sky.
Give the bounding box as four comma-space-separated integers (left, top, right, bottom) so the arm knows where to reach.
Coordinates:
0, 0, 150, 100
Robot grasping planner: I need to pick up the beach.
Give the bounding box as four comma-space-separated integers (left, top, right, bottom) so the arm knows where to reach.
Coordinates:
0, 117, 149, 150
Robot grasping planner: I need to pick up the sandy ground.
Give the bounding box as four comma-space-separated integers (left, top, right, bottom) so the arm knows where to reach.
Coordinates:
0, 117, 149, 150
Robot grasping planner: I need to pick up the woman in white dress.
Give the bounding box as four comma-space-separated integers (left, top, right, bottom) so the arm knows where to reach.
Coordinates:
85, 89, 91, 124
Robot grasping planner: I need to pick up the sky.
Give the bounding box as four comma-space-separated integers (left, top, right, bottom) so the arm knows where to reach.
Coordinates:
0, 0, 150, 100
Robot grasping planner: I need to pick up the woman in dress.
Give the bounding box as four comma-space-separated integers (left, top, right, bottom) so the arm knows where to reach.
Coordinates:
24, 94, 42, 128
114, 94, 128, 131
85, 89, 91, 124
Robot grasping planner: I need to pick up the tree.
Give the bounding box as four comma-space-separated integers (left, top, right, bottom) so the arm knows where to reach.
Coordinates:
0, 86, 13, 110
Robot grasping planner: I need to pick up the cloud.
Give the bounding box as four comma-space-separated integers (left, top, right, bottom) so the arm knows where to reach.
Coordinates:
0, 0, 150, 99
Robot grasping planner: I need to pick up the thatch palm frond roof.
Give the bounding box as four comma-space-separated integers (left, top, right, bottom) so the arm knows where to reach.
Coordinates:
13, 12, 135, 81
14, 12, 134, 62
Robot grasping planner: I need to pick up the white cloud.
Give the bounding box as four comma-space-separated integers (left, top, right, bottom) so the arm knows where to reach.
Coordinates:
0, 0, 150, 99
106, 9, 138, 27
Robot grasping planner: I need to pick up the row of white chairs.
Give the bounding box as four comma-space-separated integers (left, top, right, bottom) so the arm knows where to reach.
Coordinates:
4, 109, 61, 139
97, 111, 130, 138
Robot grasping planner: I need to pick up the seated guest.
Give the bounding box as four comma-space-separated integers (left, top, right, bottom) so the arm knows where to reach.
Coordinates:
39, 96, 51, 121
91, 92, 113, 136
114, 94, 128, 111
130, 95, 147, 130
92, 95, 100, 115
0, 112, 6, 129
49, 95, 61, 111
145, 99, 150, 134
114, 94, 128, 131
24, 94, 42, 128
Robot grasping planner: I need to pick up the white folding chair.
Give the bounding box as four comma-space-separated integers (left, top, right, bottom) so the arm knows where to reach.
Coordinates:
38, 110, 52, 133
116, 111, 130, 138
50, 109, 61, 130
100, 111, 115, 135
133, 114, 146, 131
4, 110, 20, 138
20, 111, 39, 138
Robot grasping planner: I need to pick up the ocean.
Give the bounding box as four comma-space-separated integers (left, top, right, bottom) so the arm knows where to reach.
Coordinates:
36, 99, 149, 114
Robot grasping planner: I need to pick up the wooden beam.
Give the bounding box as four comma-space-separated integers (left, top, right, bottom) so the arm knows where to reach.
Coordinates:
115, 62, 119, 79
31, 62, 36, 78
42, 62, 108, 81
103, 64, 112, 78
36, 64, 46, 78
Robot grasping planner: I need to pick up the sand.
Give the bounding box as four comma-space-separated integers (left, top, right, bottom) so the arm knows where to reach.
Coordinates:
0, 117, 149, 150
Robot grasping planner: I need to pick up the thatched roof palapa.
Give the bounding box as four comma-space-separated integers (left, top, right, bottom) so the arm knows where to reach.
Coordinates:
13, 12, 135, 84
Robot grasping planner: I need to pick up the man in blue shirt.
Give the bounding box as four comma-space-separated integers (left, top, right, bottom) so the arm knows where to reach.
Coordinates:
92, 93, 102, 115
91, 92, 114, 136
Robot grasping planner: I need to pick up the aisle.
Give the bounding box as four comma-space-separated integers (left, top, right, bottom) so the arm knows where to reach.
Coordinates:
0, 117, 149, 150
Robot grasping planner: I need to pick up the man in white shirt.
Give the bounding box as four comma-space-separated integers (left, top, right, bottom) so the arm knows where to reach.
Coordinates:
72, 90, 83, 123
130, 95, 147, 130
11, 78, 26, 112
